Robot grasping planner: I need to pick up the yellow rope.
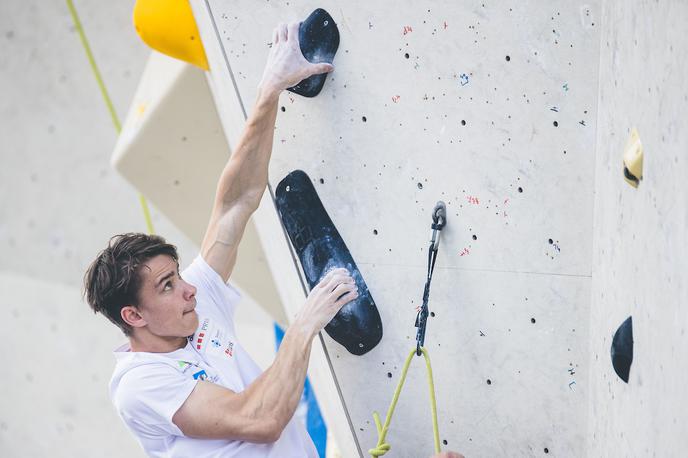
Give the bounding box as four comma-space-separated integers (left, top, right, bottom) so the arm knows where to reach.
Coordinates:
369, 347, 441, 457
65, 0, 156, 235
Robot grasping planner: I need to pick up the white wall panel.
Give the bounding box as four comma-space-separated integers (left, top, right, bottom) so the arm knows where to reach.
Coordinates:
588, 1, 688, 456
196, 1, 602, 455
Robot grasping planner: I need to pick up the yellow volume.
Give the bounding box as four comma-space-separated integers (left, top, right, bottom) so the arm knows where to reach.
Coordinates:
133, 0, 209, 71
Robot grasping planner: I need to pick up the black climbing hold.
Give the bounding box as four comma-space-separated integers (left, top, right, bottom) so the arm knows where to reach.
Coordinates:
611, 316, 633, 383
624, 166, 640, 186
286, 9, 340, 98
275, 170, 383, 355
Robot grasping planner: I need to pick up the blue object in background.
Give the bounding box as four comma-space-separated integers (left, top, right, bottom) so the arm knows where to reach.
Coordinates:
274, 324, 328, 457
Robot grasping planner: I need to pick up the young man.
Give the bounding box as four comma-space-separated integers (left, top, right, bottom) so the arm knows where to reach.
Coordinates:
85, 21, 465, 458
84, 22, 356, 457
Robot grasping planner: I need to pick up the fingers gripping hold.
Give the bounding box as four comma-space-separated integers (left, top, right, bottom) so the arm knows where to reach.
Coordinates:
331, 280, 356, 298
318, 268, 348, 287
311, 62, 335, 75
287, 22, 300, 43
333, 283, 358, 307
261, 16, 336, 94
277, 22, 287, 43
324, 272, 353, 294
296, 268, 359, 337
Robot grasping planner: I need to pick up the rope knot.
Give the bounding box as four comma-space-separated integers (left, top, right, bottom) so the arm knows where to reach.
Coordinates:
369, 411, 391, 456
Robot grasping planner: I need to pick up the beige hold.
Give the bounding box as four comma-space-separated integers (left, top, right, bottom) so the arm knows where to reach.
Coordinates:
623, 128, 643, 188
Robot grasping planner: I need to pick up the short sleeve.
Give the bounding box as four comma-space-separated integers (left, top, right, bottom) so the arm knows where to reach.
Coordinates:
181, 255, 242, 323
114, 363, 197, 437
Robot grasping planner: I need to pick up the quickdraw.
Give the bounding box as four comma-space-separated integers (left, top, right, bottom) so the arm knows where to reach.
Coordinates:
369, 201, 447, 457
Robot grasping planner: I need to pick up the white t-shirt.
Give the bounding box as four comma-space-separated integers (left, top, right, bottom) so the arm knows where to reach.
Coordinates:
109, 255, 318, 458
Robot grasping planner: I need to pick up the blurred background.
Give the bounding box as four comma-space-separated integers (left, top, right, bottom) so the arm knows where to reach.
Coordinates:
0, 1, 277, 456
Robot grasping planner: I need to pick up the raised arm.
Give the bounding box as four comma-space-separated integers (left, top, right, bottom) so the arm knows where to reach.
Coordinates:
201, 21, 334, 281
172, 268, 357, 441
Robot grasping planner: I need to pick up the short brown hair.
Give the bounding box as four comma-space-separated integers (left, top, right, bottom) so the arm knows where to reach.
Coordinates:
83, 233, 179, 336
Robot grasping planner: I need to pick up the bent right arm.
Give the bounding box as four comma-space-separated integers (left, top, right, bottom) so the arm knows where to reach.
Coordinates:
172, 268, 357, 442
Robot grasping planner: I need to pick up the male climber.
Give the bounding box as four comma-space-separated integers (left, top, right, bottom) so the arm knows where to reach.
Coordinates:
84, 20, 463, 458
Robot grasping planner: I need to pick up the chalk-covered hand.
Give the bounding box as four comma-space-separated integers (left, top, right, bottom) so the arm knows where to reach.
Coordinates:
294, 268, 358, 339
259, 21, 334, 94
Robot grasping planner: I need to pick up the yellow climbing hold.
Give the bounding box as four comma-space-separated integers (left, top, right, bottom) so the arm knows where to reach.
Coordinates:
369, 347, 441, 457
133, 0, 209, 71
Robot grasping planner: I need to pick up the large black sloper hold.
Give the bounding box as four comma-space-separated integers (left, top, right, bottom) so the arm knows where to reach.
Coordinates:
286, 8, 339, 97
275, 170, 383, 355
611, 316, 633, 383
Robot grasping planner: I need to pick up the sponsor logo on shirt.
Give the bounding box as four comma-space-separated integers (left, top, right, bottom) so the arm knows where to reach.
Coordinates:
192, 315, 236, 360
195, 318, 211, 350
192, 369, 208, 381
178, 360, 219, 383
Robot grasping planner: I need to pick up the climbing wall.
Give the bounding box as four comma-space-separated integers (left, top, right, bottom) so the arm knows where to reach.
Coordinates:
588, 1, 688, 456
195, 1, 601, 456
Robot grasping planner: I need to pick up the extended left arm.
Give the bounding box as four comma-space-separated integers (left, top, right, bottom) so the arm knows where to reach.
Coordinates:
201, 21, 333, 281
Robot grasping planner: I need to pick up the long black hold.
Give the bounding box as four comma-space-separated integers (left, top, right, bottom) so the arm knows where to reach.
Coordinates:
275, 170, 383, 355
286, 8, 340, 97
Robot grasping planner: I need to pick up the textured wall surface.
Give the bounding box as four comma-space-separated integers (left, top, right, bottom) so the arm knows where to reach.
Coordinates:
198, 1, 602, 456
588, 1, 688, 456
